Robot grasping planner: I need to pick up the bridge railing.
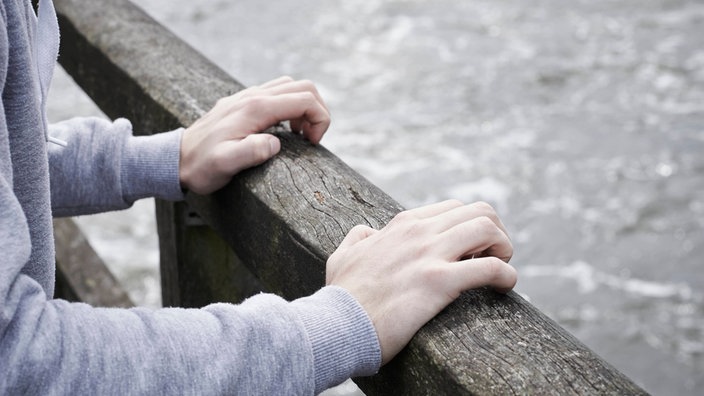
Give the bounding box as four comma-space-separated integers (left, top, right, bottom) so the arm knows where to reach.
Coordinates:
53, 0, 647, 394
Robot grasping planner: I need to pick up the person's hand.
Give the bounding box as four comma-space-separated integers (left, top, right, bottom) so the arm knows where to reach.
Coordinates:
326, 200, 517, 365
179, 76, 330, 195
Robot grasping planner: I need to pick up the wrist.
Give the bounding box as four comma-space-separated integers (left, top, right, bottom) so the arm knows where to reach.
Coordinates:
290, 286, 381, 393
121, 127, 185, 202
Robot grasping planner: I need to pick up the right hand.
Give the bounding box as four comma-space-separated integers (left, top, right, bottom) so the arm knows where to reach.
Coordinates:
326, 200, 517, 365
179, 76, 330, 195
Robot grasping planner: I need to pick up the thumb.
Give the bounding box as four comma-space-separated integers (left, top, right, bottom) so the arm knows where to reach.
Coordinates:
337, 225, 377, 250
222, 134, 281, 174
451, 257, 518, 294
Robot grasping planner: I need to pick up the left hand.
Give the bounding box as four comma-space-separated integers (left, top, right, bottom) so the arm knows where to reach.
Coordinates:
179, 76, 330, 194
326, 200, 516, 365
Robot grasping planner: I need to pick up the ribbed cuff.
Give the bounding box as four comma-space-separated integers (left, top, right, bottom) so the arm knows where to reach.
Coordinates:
290, 286, 381, 394
120, 127, 185, 202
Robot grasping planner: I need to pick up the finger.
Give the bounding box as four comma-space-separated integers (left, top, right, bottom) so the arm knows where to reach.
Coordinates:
216, 76, 298, 108
213, 134, 281, 175
290, 118, 304, 135
337, 224, 377, 250
431, 201, 509, 236
439, 216, 513, 262
402, 200, 465, 220
263, 79, 330, 114
258, 76, 296, 89
448, 256, 517, 294
240, 92, 330, 144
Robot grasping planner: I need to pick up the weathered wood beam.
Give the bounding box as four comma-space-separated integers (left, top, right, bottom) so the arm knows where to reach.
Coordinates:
155, 200, 264, 307
54, 0, 647, 394
53, 218, 134, 308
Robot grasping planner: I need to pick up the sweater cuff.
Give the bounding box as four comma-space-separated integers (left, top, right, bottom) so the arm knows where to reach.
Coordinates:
120, 128, 185, 202
290, 286, 381, 394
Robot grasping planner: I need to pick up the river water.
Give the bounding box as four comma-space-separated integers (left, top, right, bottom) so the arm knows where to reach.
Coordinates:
48, 0, 704, 394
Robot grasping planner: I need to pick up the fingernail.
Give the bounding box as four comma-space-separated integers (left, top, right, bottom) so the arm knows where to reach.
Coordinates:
269, 137, 281, 155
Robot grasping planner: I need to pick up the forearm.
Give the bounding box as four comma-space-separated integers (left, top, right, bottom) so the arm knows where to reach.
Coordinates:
48, 117, 184, 216
1, 281, 379, 395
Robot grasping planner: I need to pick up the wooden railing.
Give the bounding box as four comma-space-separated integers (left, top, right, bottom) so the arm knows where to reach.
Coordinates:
53, 0, 647, 394
54, 218, 134, 308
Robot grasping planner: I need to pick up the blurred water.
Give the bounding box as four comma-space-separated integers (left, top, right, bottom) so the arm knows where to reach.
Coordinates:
49, 0, 704, 394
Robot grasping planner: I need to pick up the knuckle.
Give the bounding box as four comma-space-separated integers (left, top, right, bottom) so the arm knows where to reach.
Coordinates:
400, 221, 429, 244
299, 91, 317, 104
252, 140, 272, 162
484, 257, 505, 281
241, 96, 265, 108
413, 237, 434, 255
471, 201, 496, 216
500, 242, 515, 262
446, 199, 464, 208
214, 96, 231, 109
351, 224, 371, 234
240, 97, 267, 117
407, 220, 426, 236
475, 215, 498, 233
395, 210, 411, 221
489, 258, 517, 287
300, 79, 317, 92
393, 217, 420, 234
393, 210, 415, 223
387, 211, 428, 239
480, 205, 502, 228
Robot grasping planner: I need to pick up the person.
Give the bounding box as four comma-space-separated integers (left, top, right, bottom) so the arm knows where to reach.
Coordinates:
0, 0, 517, 394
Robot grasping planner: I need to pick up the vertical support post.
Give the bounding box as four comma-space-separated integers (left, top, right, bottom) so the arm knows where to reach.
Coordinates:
155, 200, 264, 308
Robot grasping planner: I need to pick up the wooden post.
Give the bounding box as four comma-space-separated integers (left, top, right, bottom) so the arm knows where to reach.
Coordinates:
156, 200, 263, 308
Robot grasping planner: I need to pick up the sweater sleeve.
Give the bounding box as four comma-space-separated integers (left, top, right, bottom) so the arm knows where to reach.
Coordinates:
0, 266, 381, 395
48, 116, 184, 216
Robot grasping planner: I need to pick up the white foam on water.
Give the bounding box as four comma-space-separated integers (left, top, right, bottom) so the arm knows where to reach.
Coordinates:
522, 260, 699, 301
446, 177, 511, 211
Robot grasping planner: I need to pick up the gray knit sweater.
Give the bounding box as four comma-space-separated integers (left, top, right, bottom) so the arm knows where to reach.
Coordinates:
0, 0, 380, 394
